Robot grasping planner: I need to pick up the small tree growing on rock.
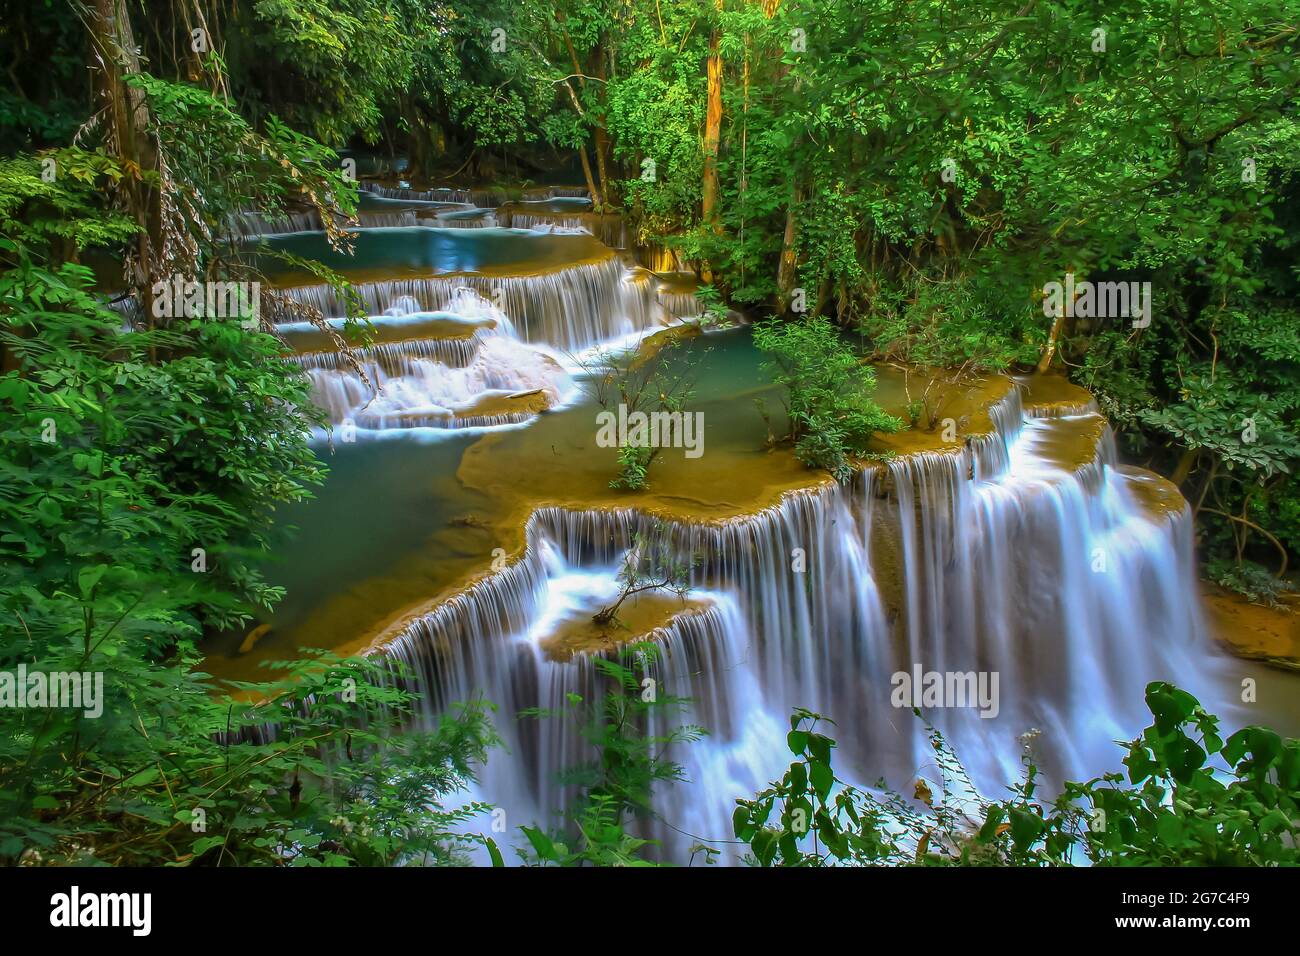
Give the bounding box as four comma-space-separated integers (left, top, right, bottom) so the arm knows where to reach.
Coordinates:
593, 525, 698, 628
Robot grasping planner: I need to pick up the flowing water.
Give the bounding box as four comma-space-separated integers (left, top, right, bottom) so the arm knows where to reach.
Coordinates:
207, 194, 1300, 863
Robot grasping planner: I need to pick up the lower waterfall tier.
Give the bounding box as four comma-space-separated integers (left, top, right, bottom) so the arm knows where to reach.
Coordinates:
375, 363, 1227, 859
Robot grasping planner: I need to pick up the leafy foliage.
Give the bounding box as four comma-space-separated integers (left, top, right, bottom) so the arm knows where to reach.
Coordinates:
753, 315, 903, 481
1207, 559, 1296, 609
735, 684, 1300, 867
517, 644, 703, 866
0, 260, 497, 866
582, 335, 705, 491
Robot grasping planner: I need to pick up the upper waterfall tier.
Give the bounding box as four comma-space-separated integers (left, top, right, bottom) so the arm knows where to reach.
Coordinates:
257, 225, 615, 284
361, 181, 589, 207
279, 310, 500, 368
256, 226, 669, 352
228, 191, 481, 236
494, 197, 629, 250
280, 289, 570, 432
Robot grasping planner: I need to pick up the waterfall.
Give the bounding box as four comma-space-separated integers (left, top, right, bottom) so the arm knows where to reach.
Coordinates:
656, 288, 702, 321
880, 411, 1212, 785
287, 327, 488, 374
386, 540, 790, 858
230, 209, 327, 236
271, 225, 692, 436
495, 208, 627, 250
503, 214, 590, 234
531, 186, 590, 199
379, 387, 1225, 861
360, 182, 586, 208
433, 214, 496, 229
363, 183, 474, 204
283, 289, 572, 433
229, 207, 497, 236
280, 255, 666, 353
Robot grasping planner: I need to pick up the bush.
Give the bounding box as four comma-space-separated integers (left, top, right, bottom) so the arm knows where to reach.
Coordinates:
1207, 558, 1295, 608
733, 683, 1300, 866
753, 316, 903, 482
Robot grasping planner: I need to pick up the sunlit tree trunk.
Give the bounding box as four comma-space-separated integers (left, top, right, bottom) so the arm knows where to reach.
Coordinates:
592, 42, 616, 208
1036, 311, 1065, 373
558, 12, 609, 208
699, 1, 726, 282
766, 0, 798, 312
777, 182, 801, 312
702, 6, 723, 226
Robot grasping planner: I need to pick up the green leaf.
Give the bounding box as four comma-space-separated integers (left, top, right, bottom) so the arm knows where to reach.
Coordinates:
1008, 807, 1044, 852
810, 760, 834, 801
78, 564, 107, 599
520, 825, 559, 862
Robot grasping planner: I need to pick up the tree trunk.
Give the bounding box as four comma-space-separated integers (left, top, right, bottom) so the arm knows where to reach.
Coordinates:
1036, 311, 1065, 373
777, 181, 801, 312
593, 124, 614, 208
88, 0, 162, 320
558, 15, 612, 209
1170, 446, 1199, 487
592, 43, 616, 208
702, 18, 723, 226
578, 144, 601, 207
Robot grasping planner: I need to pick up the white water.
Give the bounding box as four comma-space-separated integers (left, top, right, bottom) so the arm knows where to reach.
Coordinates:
287, 289, 572, 434
278, 230, 699, 434
280, 254, 671, 353
385, 388, 1228, 861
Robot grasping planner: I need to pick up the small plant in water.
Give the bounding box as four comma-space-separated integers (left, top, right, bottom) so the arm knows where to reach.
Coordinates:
577, 337, 705, 492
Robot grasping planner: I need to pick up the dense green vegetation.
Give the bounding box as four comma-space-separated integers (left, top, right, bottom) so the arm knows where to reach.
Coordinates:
735, 683, 1300, 867
0, 0, 1297, 868
754, 315, 903, 480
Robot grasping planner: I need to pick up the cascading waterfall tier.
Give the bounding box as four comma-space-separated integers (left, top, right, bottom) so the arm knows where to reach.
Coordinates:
361, 182, 588, 208
277, 253, 663, 353
362, 183, 476, 204
230, 208, 435, 236
230, 209, 330, 236
433, 211, 497, 228
496, 199, 628, 250
229, 193, 485, 237
264, 226, 695, 436
281, 289, 571, 432
380, 381, 1225, 860
502, 214, 590, 234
